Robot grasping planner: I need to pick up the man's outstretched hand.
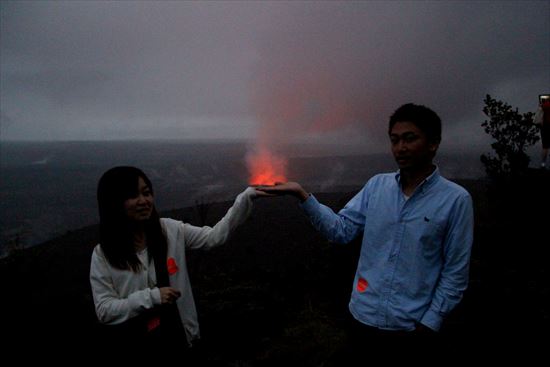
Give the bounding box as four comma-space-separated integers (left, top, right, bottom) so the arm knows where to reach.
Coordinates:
255, 182, 310, 202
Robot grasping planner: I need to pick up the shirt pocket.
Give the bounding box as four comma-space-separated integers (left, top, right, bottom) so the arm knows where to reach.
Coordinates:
412, 217, 445, 259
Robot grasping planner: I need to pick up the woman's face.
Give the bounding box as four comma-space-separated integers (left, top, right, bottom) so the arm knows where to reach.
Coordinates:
124, 177, 154, 221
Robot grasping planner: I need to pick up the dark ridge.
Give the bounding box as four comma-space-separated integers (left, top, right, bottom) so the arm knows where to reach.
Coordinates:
2, 174, 548, 359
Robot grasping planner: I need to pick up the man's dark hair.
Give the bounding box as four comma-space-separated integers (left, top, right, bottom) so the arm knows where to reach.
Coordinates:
389, 103, 442, 144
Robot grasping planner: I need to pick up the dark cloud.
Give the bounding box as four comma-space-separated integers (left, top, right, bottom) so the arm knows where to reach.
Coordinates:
1, 1, 548, 144
251, 2, 548, 146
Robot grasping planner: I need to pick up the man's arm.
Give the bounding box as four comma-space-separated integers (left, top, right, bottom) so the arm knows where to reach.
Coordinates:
258, 182, 366, 244
420, 193, 474, 331
534, 106, 544, 125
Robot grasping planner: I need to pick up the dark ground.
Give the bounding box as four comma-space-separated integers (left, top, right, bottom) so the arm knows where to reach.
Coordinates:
1, 171, 548, 361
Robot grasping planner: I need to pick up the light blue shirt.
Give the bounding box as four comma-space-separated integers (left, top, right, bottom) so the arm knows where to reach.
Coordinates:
301, 168, 474, 331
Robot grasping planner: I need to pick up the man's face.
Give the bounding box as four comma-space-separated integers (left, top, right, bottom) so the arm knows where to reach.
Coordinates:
389, 121, 438, 171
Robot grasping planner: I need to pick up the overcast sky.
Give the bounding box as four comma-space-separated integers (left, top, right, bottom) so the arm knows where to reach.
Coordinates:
1, 1, 548, 153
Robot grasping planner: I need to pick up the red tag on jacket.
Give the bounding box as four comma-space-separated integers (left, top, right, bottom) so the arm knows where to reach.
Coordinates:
147, 316, 161, 332
356, 278, 368, 292
167, 257, 179, 275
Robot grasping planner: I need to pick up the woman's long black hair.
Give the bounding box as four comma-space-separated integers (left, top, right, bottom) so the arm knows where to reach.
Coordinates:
97, 166, 168, 273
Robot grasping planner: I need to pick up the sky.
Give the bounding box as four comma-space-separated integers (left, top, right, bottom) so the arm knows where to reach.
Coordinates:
1, 0, 549, 154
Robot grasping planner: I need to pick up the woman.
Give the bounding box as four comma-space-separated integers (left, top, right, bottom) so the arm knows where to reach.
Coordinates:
90, 166, 265, 346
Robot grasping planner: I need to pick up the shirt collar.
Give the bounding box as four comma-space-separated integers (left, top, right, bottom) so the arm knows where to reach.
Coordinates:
394, 165, 440, 193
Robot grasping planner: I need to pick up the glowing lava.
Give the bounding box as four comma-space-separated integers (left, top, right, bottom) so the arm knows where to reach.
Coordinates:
247, 148, 287, 185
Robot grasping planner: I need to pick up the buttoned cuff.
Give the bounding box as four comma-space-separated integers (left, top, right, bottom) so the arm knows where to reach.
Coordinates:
299, 193, 317, 213
151, 287, 162, 306
420, 308, 443, 332
244, 186, 258, 198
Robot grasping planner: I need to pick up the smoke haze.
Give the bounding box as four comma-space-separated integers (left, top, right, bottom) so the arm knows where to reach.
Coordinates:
1, 1, 548, 155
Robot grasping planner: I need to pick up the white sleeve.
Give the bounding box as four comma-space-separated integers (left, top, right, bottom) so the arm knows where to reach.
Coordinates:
183, 187, 256, 250
89, 247, 161, 325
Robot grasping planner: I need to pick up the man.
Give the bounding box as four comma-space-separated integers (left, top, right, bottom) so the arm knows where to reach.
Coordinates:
258, 103, 474, 348
534, 95, 550, 169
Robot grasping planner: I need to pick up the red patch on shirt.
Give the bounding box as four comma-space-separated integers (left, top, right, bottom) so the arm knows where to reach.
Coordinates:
357, 277, 368, 292
167, 257, 179, 275
147, 316, 161, 332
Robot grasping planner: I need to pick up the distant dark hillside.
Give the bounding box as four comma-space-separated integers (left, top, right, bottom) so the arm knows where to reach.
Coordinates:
2, 173, 548, 360
1, 191, 359, 360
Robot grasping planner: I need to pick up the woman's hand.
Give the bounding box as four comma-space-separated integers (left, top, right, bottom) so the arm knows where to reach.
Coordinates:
252, 188, 278, 198
255, 182, 310, 202
159, 287, 181, 304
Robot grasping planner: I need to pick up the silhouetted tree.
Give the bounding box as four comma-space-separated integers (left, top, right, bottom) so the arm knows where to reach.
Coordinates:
480, 94, 539, 179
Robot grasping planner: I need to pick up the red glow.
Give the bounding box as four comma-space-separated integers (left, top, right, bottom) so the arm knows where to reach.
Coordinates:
247, 149, 287, 185
251, 67, 359, 136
